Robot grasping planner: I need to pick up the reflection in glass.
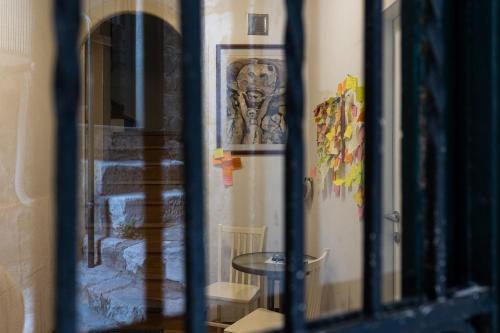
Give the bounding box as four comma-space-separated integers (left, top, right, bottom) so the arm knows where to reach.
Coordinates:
77, 12, 185, 332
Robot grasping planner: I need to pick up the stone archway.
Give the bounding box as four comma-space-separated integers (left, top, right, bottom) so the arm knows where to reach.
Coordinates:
84, 12, 182, 132
82, 0, 180, 36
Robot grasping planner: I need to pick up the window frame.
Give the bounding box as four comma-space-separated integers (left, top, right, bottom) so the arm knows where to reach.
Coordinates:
53, 0, 500, 332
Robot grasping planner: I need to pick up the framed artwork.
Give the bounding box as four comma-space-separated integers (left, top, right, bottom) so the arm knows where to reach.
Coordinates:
216, 44, 286, 155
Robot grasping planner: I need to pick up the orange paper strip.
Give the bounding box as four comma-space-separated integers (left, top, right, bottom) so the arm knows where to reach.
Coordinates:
223, 167, 233, 186
232, 157, 242, 170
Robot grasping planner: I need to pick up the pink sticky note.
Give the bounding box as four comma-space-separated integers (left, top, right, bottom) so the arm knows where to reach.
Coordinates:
223, 167, 233, 186
358, 206, 364, 219
310, 166, 317, 178
334, 185, 341, 196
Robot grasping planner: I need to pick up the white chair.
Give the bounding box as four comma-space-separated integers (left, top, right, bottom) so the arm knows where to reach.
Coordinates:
224, 249, 330, 333
207, 224, 267, 331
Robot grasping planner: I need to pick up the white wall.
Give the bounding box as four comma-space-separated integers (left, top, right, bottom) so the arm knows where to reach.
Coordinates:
204, 0, 366, 315
304, 0, 365, 314
204, 0, 286, 284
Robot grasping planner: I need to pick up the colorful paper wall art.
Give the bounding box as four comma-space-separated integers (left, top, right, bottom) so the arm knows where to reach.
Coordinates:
212, 148, 243, 186
313, 75, 365, 218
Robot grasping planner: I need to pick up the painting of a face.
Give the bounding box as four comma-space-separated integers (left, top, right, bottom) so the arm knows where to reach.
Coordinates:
217, 45, 286, 154
236, 62, 278, 108
224, 58, 286, 146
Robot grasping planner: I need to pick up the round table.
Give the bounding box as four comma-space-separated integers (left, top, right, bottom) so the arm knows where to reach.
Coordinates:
232, 252, 316, 311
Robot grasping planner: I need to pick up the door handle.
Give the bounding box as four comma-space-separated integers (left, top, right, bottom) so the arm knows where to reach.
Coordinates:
384, 211, 401, 223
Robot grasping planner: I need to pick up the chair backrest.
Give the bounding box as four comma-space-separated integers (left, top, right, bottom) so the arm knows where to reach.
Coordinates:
305, 249, 329, 320
217, 224, 267, 286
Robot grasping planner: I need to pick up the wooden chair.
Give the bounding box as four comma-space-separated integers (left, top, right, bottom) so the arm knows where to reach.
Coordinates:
207, 224, 267, 331
223, 249, 330, 333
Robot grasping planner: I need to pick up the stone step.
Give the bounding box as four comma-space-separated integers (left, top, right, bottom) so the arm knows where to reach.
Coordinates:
96, 181, 184, 197
79, 263, 185, 324
99, 238, 185, 283
95, 237, 185, 283
99, 145, 183, 162
94, 190, 184, 238
94, 160, 184, 184
78, 289, 120, 333
106, 130, 181, 149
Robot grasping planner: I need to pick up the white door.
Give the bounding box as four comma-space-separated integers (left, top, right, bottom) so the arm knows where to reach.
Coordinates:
382, 1, 402, 303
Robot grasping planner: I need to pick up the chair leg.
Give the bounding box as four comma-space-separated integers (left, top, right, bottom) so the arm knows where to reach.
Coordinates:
217, 305, 222, 333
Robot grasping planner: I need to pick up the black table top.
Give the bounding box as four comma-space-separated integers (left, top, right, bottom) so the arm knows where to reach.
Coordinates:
232, 252, 317, 278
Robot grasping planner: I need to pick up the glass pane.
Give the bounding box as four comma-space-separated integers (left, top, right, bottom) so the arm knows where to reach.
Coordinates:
381, 0, 402, 304
0, 0, 56, 331
78, 2, 184, 331
204, 1, 286, 332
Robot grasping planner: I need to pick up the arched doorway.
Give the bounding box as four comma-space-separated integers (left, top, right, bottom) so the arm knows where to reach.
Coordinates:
84, 13, 182, 131
79, 13, 185, 332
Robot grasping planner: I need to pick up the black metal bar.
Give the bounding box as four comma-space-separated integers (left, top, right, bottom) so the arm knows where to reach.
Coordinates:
363, 0, 383, 316
54, 0, 80, 332
401, 0, 427, 300
284, 0, 305, 331
491, 0, 500, 329
308, 289, 493, 333
180, 0, 206, 332
423, 0, 450, 299
83, 15, 96, 268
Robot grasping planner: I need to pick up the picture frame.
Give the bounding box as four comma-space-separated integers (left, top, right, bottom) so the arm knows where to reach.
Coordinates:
216, 44, 286, 155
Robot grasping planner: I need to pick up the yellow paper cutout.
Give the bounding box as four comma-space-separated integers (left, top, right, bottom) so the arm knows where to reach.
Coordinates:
354, 190, 363, 206
334, 178, 345, 186
326, 130, 334, 141
356, 86, 365, 103
344, 124, 353, 139
345, 75, 358, 91
214, 148, 224, 159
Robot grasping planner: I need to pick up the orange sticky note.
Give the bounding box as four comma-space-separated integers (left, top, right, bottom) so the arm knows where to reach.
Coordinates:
223, 151, 232, 161
212, 158, 222, 166
345, 153, 353, 164
358, 111, 365, 122
232, 157, 242, 170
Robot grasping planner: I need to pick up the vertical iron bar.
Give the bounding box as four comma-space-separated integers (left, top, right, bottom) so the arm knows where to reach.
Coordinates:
54, 0, 80, 331
284, 0, 305, 331
84, 15, 96, 268
423, 0, 449, 300
401, 0, 428, 300
492, 0, 499, 329
181, 0, 206, 332
363, 0, 383, 316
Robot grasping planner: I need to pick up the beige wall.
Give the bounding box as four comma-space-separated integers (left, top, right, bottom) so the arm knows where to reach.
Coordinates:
203, 0, 367, 316
304, 0, 365, 315
204, 0, 286, 284
384, 0, 398, 10
0, 0, 56, 332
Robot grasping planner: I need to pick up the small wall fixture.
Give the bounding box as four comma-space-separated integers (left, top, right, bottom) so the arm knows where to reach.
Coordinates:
248, 14, 269, 36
